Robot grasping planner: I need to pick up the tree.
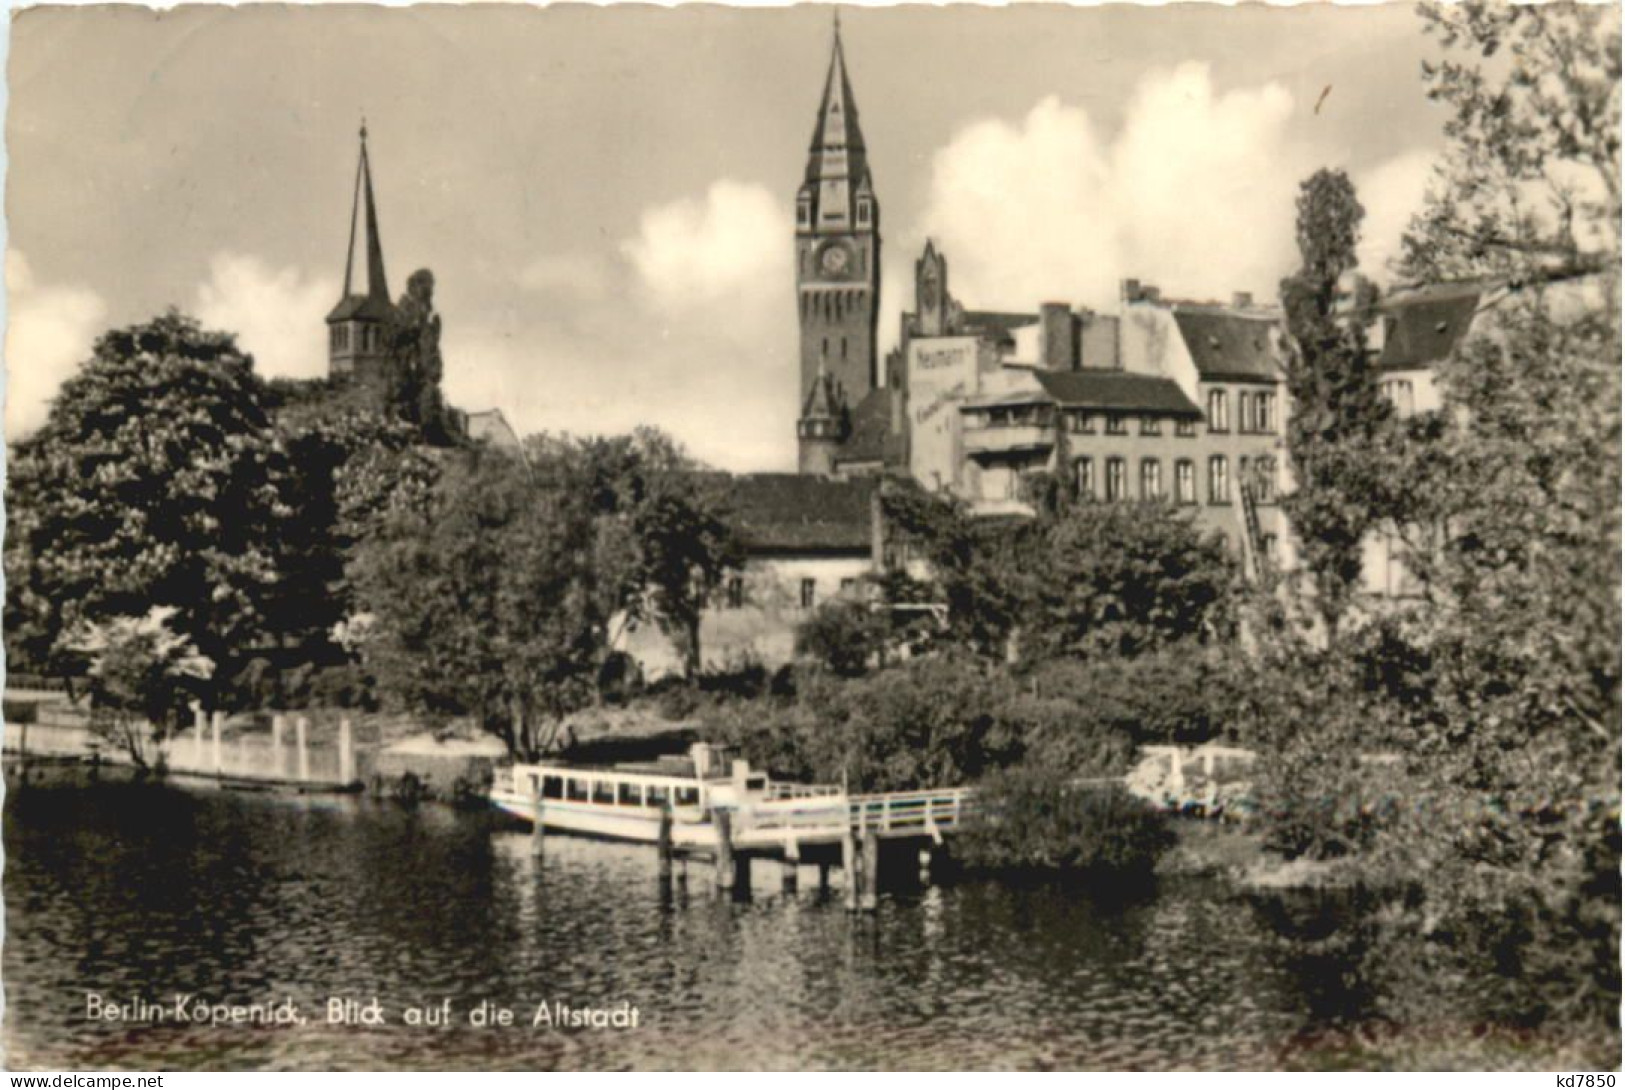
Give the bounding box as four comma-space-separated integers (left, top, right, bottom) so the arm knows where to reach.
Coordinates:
1400, 1, 1620, 295
1278, 169, 1396, 641
529, 428, 741, 679
348, 447, 608, 760
1019, 502, 1236, 661
70, 607, 214, 769
4, 311, 285, 703
795, 597, 887, 677
1253, 4, 1621, 1042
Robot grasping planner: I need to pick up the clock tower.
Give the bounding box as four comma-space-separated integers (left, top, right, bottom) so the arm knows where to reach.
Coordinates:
795, 15, 879, 474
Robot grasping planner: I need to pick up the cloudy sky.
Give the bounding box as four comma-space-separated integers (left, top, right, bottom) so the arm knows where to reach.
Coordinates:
7, 3, 1450, 470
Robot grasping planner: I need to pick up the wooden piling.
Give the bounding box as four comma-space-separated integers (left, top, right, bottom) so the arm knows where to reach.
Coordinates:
714, 809, 735, 891
842, 829, 859, 912
295, 716, 311, 783
210, 711, 224, 777
782, 839, 800, 893
861, 830, 879, 912
657, 804, 674, 884
531, 778, 545, 855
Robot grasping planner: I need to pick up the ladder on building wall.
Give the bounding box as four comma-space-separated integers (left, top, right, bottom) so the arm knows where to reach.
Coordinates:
1237, 478, 1267, 584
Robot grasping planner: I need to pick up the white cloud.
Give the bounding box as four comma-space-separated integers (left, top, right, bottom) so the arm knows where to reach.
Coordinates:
443, 181, 797, 473
5, 250, 107, 438
909, 64, 1431, 313
193, 252, 339, 382
623, 180, 791, 326
1355, 149, 1435, 280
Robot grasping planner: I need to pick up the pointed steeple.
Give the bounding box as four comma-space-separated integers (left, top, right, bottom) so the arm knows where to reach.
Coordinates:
799, 11, 873, 235
806, 13, 867, 182
343, 120, 390, 305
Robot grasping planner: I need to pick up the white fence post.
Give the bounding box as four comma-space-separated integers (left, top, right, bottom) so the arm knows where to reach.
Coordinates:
296, 716, 311, 783
210, 711, 224, 777
339, 717, 354, 785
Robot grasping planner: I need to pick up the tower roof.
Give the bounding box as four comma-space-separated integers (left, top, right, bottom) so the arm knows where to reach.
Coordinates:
804, 14, 869, 189
328, 122, 394, 324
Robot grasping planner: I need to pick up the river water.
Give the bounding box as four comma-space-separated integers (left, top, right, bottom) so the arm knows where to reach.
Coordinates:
4, 773, 1389, 1070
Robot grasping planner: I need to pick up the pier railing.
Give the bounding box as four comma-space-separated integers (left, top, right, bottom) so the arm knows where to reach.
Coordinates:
849, 787, 975, 839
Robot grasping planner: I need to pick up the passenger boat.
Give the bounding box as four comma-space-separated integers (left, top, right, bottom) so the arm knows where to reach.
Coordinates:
488, 743, 850, 850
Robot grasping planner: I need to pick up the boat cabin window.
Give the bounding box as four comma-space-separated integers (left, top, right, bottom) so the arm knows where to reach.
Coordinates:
617, 782, 642, 807
675, 786, 700, 808
593, 781, 615, 804
745, 776, 766, 792
647, 784, 670, 809
566, 778, 589, 802
541, 775, 564, 800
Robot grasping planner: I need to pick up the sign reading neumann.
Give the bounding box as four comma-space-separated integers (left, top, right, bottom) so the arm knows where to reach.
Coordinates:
907, 337, 980, 493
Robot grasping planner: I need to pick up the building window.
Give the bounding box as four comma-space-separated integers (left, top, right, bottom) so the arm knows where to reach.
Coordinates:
1140, 415, 1161, 436
1074, 457, 1095, 500
1238, 392, 1253, 433
799, 578, 816, 610
1071, 411, 1095, 435
857, 200, 871, 227
822, 337, 829, 359
839, 577, 856, 593
1140, 458, 1162, 500
1105, 414, 1128, 436
841, 337, 848, 360
1207, 389, 1229, 433
1261, 533, 1278, 562
1255, 456, 1277, 503
726, 576, 744, 610
1209, 455, 1230, 504
1175, 459, 1196, 505
1256, 392, 1275, 433
1105, 457, 1127, 501
1176, 417, 1196, 438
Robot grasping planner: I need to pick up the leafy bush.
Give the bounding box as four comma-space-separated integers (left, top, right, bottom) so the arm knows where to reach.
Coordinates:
795, 599, 886, 677
958, 765, 1176, 879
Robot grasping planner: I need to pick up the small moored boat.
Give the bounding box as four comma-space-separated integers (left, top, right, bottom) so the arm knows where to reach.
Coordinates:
489, 743, 849, 850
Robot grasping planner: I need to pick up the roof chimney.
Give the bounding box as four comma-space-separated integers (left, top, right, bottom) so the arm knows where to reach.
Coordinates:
1142, 285, 1161, 304
1232, 291, 1253, 309
1040, 302, 1076, 372
1121, 278, 1142, 304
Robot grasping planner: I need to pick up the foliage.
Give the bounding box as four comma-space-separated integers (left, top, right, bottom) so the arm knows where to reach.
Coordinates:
1252, 3, 1621, 1034
70, 607, 214, 769
1017, 502, 1236, 661
795, 597, 888, 677
266, 412, 436, 684
347, 446, 609, 759
1278, 169, 1395, 639
958, 768, 1176, 879
705, 654, 1138, 793
527, 428, 742, 678
1019, 647, 1257, 747
4, 311, 285, 703
881, 486, 1236, 663
1401, 1, 1620, 292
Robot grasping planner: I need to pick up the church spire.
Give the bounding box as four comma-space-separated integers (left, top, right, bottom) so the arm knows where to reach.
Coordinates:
804, 11, 869, 194
342, 120, 390, 305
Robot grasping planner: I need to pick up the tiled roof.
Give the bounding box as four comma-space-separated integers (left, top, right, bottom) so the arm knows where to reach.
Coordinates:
1172, 310, 1282, 382
723, 473, 878, 554
326, 293, 396, 324
465, 408, 522, 452
1032, 369, 1202, 415
962, 311, 1038, 344
835, 388, 905, 467
1378, 283, 1483, 371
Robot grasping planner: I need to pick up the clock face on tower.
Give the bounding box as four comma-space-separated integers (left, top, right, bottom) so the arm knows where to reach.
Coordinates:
819, 242, 852, 278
